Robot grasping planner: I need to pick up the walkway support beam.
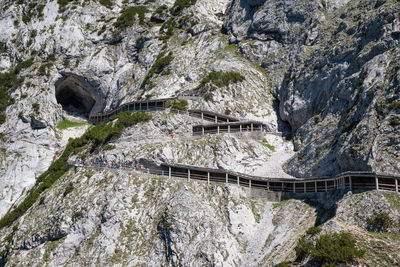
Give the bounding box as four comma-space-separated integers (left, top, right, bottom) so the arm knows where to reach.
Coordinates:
349, 176, 352, 191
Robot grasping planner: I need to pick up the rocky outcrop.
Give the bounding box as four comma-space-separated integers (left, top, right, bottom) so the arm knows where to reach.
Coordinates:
0, 168, 315, 266
224, 0, 400, 177
29, 115, 46, 130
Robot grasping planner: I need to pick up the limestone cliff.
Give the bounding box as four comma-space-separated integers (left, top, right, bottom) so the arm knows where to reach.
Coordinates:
0, 0, 399, 266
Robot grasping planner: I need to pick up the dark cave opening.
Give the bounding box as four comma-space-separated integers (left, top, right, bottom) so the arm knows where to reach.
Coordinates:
55, 75, 97, 118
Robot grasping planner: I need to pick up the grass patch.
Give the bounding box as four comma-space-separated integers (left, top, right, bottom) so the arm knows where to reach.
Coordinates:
273, 199, 289, 209
57, 120, 87, 130
262, 138, 275, 152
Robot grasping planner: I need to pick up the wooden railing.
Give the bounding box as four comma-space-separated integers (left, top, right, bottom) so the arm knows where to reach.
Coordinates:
72, 161, 400, 195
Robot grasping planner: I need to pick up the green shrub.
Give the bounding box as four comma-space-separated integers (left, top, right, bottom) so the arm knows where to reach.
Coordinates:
153, 4, 168, 17
32, 102, 40, 115
368, 212, 394, 232
0, 71, 23, 124
63, 185, 74, 196
295, 237, 313, 262
159, 18, 175, 41
165, 99, 188, 110
114, 6, 149, 32
171, 0, 197, 15
306, 226, 322, 235
98, 0, 113, 8
141, 52, 174, 89
311, 232, 364, 265
38, 63, 52, 76
295, 233, 364, 265
14, 58, 34, 74
390, 117, 399, 126
0, 42, 6, 53
196, 71, 245, 100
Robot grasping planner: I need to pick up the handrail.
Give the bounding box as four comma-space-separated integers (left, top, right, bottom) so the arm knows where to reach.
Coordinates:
72, 162, 400, 194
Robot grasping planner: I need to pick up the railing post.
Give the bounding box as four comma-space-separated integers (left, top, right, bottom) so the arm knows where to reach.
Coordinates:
208, 172, 210, 185
251, 123, 254, 132
225, 173, 228, 185
304, 182, 306, 193
146, 102, 149, 110
228, 125, 230, 134
139, 103, 142, 110
375, 176, 379, 190
349, 176, 352, 191
217, 126, 220, 134
169, 167, 171, 179
237, 176, 239, 186
240, 124, 242, 132
188, 169, 191, 181
202, 127, 205, 136
281, 182, 284, 191
201, 112, 204, 121
395, 179, 398, 193
267, 181, 270, 191
315, 181, 317, 193
325, 180, 328, 192
215, 115, 217, 123
249, 179, 251, 188
293, 183, 296, 193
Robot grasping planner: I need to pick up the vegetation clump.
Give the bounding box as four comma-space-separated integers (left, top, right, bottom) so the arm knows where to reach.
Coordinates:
165, 99, 188, 110
171, 0, 197, 15
98, 0, 113, 8
196, 71, 245, 101
141, 51, 174, 89
0, 58, 34, 124
367, 212, 394, 232
0, 111, 151, 229
114, 6, 149, 32
294, 232, 364, 265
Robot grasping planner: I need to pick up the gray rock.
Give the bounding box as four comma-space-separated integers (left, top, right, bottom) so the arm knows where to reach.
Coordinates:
29, 115, 46, 130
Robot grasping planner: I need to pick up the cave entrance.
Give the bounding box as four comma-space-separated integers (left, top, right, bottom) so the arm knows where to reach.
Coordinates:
55, 74, 97, 118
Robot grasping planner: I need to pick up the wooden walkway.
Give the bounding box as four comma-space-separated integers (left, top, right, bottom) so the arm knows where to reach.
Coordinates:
88, 97, 268, 136
82, 97, 399, 195
74, 162, 400, 194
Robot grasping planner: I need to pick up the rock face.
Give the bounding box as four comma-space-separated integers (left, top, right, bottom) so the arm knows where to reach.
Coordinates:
224, 0, 400, 177
0, 168, 316, 266
0, 0, 399, 265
